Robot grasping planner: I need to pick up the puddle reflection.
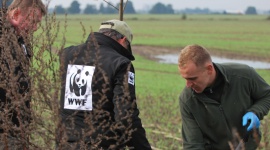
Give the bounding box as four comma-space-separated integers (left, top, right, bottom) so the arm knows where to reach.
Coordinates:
155, 54, 270, 69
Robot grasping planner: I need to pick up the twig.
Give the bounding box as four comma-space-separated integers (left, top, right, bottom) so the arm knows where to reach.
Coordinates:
103, 0, 119, 10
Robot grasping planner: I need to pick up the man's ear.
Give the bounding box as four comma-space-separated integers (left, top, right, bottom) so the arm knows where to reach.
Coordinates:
9, 8, 21, 26
117, 36, 128, 48
118, 36, 126, 43
206, 64, 214, 74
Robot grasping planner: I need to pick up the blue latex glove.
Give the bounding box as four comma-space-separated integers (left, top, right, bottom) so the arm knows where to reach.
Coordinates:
242, 112, 260, 131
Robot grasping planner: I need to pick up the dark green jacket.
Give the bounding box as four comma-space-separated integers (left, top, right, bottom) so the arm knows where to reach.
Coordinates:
179, 63, 270, 150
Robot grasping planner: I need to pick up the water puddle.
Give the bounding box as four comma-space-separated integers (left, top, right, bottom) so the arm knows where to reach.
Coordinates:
155, 54, 270, 69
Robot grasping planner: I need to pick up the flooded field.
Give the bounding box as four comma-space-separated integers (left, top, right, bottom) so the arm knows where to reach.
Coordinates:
155, 54, 270, 69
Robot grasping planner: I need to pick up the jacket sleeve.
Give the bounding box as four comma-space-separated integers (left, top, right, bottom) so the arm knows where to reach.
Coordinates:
113, 62, 152, 150
247, 67, 270, 120
179, 94, 205, 150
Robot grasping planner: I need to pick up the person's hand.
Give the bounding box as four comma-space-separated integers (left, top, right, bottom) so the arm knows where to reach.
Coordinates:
242, 112, 260, 131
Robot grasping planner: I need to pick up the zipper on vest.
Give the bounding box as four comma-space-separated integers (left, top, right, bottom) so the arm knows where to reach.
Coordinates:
219, 105, 224, 111
219, 105, 232, 136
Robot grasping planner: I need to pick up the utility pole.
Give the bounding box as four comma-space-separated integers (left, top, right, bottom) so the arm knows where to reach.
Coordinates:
102, 0, 127, 21
119, 0, 124, 21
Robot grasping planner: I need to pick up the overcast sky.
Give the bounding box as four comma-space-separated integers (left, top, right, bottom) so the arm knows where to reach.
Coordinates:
43, 0, 270, 11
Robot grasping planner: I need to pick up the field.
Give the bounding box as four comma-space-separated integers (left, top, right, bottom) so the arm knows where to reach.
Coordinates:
35, 14, 270, 149
51, 14, 270, 61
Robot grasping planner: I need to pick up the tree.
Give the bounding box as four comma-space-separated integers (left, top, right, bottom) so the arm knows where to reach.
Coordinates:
245, 6, 257, 15
115, 1, 136, 14
67, 0, 81, 14
83, 4, 98, 14
100, 3, 117, 14
166, 4, 174, 14
55, 5, 66, 14
99, 3, 105, 14
149, 2, 174, 14
121, 1, 136, 14
106, 4, 118, 14
181, 13, 187, 20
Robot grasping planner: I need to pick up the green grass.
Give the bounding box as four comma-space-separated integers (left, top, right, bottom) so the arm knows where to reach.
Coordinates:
44, 14, 270, 58
133, 55, 184, 97
34, 14, 270, 149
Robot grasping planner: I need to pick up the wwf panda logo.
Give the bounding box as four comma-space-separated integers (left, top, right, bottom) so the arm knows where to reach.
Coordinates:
64, 65, 95, 111
69, 69, 89, 96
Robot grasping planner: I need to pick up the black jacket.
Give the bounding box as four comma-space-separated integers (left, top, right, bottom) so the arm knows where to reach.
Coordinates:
0, 9, 32, 134
59, 32, 151, 149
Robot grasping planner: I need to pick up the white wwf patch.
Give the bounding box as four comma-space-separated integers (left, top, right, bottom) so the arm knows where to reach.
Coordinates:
128, 71, 135, 86
64, 64, 95, 111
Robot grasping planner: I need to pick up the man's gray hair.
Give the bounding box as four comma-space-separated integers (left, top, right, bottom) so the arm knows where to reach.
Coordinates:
99, 28, 124, 41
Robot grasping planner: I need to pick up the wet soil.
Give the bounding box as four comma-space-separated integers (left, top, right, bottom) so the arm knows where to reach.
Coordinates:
132, 45, 270, 63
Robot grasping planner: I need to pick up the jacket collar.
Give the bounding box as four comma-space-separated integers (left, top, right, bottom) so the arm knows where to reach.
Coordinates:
192, 63, 230, 101
86, 32, 135, 61
213, 63, 230, 84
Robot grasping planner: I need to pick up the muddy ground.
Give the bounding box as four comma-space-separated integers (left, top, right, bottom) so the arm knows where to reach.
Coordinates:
132, 45, 270, 63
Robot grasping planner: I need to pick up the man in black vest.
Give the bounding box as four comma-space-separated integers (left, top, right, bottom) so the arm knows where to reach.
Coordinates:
58, 19, 152, 150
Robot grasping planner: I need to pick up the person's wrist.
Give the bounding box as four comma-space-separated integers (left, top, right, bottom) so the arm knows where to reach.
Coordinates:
242, 112, 260, 131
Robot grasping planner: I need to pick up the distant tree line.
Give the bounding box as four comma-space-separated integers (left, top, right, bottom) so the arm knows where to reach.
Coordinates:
53, 1, 175, 14
1, 0, 267, 15
53, 1, 268, 15
149, 2, 174, 14
178, 8, 211, 14
54, 1, 135, 14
